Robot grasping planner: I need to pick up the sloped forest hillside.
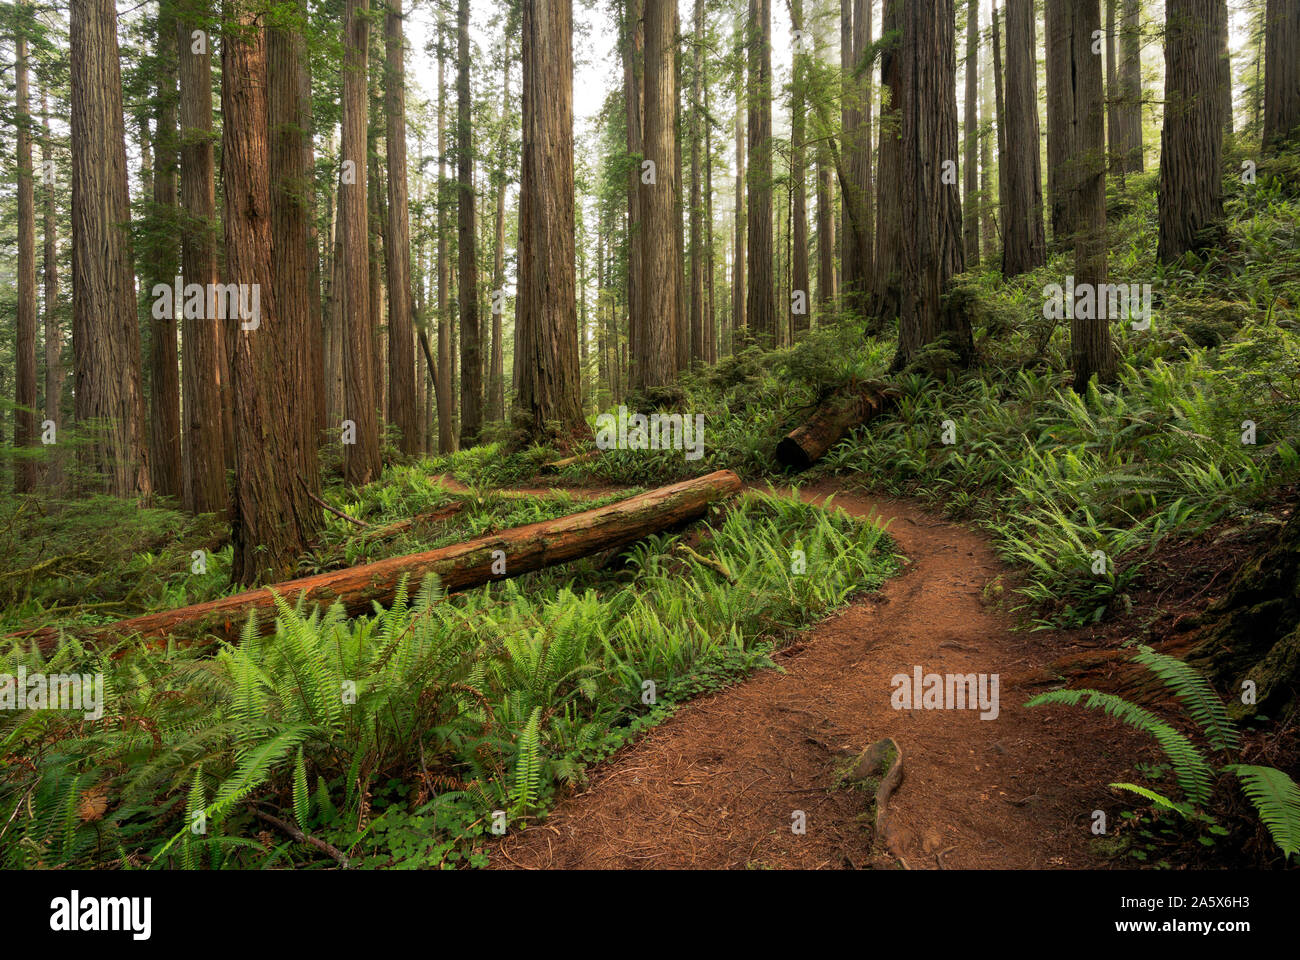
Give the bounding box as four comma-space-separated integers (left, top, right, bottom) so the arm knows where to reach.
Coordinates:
0, 0, 1297, 873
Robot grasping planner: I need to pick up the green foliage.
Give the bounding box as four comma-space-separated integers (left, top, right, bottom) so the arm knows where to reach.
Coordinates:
1224, 765, 1300, 860
1131, 645, 1240, 753
1027, 646, 1300, 863
0, 493, 231, 633
1027, 688, 1215, 806
546, 166, 1300, 630
0, 490, 895, 869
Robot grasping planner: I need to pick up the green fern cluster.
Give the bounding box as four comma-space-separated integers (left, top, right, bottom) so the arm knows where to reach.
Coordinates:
1027, 646, 1300, 862
1, 489, 896, 868
1, 575, 479, 868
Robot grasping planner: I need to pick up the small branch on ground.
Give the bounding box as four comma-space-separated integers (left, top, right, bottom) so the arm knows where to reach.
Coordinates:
252, 808, 350, 868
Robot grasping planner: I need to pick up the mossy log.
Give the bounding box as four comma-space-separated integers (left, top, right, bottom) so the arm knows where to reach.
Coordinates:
1188, 510, 1300, 720
541, 451, 599, 472
775, 381, 899, 471
11, 471, 743, 655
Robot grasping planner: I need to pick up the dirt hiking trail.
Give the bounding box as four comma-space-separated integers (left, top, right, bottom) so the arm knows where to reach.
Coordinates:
489, 479, 1144, 869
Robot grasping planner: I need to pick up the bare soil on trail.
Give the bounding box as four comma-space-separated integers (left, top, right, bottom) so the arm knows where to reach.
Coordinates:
492, 479, 1153, 870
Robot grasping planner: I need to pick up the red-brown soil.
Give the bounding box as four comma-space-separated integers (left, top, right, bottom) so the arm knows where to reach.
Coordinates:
491, 480, 1159, 870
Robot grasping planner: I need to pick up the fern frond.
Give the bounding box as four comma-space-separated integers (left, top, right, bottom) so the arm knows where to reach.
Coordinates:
183, 766, 206, 871
1027, 689, 1214, 805
1226, 764, 1300, 860
510, 706, 543, 812
1109, 782, 1192, 818
292, 747, 310, 829
1133, 645, 1240, 753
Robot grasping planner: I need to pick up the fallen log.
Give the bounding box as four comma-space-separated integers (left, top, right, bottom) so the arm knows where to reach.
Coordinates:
12, 470, 742, 655
541, 451, 599, 472
775, 381, 898, 471
362, 501, 468, 541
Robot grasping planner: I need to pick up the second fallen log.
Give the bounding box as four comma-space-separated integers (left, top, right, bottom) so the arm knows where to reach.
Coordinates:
775, 382, 899, 471
16, 470, 743, 654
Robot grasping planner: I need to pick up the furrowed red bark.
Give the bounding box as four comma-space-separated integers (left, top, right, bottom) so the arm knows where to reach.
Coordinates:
746, 0, 776, 346
456, 0, 482, 446
1003, 0, 1045, 275
516, 0, 586, 439
637, 0, 681, 384
341, 0, 381, 484
147, 8, 182, 500
1262, 0, 1300, 152
384, 0, 419, 455
177, 0, 227, 515
1158, 0, 1224, 262
71, 0, 152, 497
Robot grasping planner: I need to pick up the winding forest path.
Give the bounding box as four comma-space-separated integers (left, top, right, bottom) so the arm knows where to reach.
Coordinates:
489, 478, 1140, 869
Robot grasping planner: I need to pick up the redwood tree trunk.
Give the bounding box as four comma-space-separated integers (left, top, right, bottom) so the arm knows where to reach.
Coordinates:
893, 0, 972, 371
1106, 0, 1120, 170
341, 0, 380, 483
1113, 0, 1144, 173
41, 85, 62, 486
222, 0, 313, 584
516, 0, 586, 438
1045, 0, 1077, 248
979, 19, 996, 253
489, 30, 512, 422
146, 9, 182, 500
268, 0, 322, 530
775, 382, 897, 470
703, 50, 716, 363
456, 0, 483, 446
871, 0, 903, 322
436, 13, 456, 454
20, 471, 744, 654
622, 0, 645, 387
177, 1, 226, 515
787, 0, 809, 339
367, 85, 385, 425
71, 0, 152, 497
384, 0, 419, 455
14, 10, 38, 494
746, 0, 776, 346
815, 7, 836, 310
840, 0, 873, 323
962, 0, 980, 268
672, 0, 689, 371
1158, 0, 1224, 262
732, 10, 746, 349
637, 0, 681, 384
1004, 0, 1045, 274
1217, 0, 1234, 139
1262, 0, 1300, 151
1067, 0, 1115, 391
991, 2, 1008, 240
690, 0, 708, 358
304, 50, 325, 444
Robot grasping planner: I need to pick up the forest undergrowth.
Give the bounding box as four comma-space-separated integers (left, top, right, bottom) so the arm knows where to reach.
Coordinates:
2, 156, 1298, 869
